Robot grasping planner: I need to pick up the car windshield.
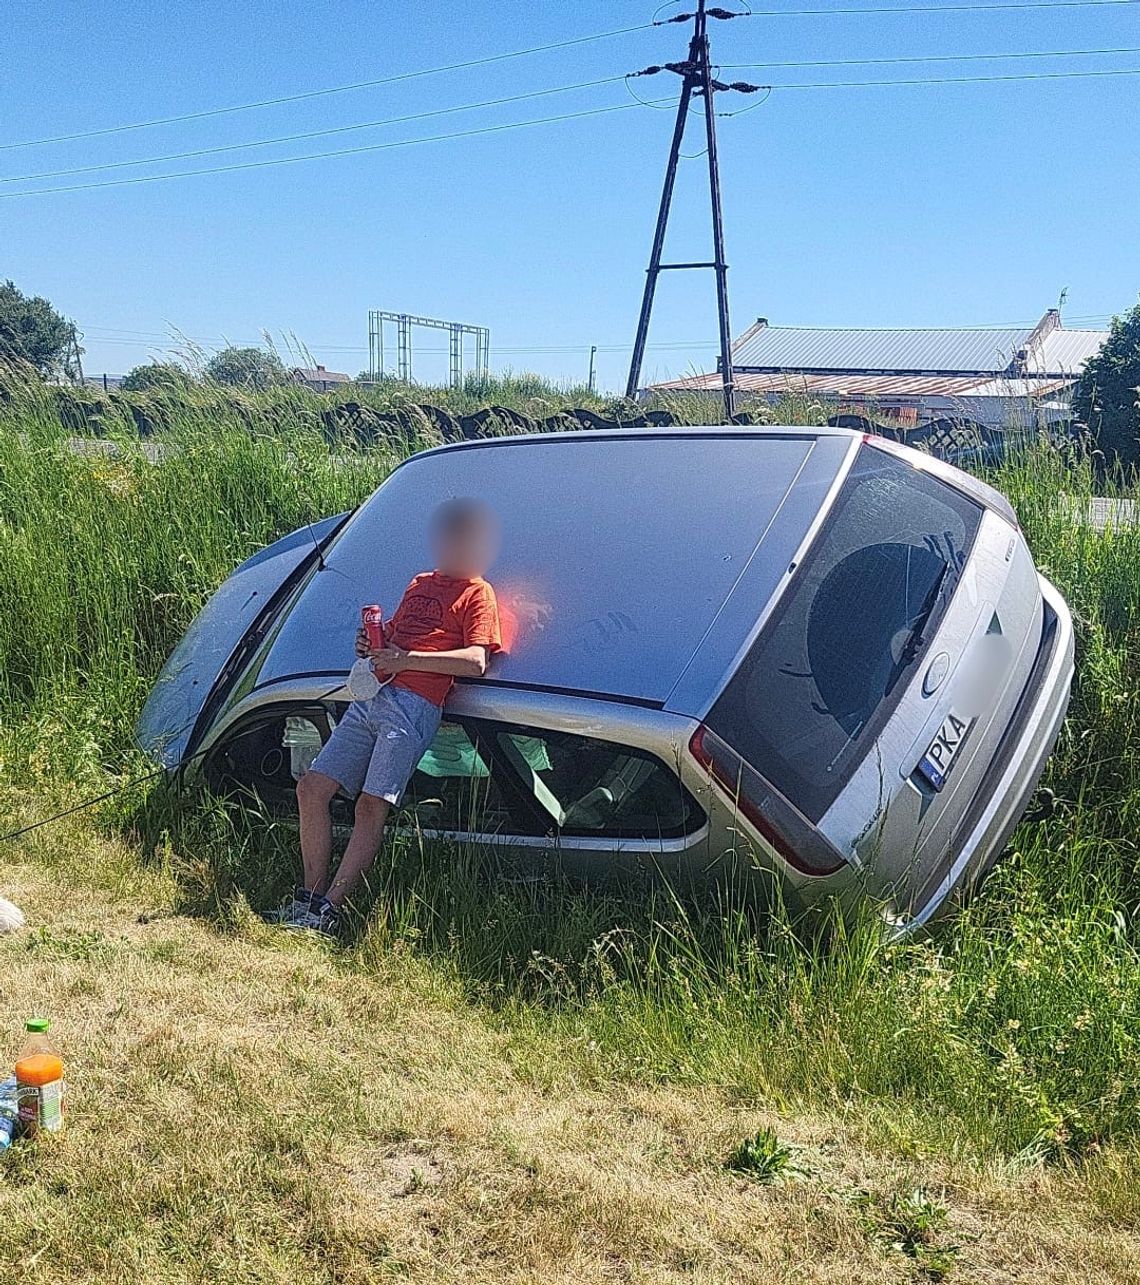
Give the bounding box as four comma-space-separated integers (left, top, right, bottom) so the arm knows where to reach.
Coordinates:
707, 445, 982, 821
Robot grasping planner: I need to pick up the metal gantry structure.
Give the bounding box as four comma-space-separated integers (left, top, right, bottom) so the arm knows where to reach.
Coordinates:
368, 310, 490, 388
625, 0, 762, 422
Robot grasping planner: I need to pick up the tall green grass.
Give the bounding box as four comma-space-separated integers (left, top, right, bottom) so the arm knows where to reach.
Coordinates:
3, 379, 1140, 1166
0, 381, 401, 785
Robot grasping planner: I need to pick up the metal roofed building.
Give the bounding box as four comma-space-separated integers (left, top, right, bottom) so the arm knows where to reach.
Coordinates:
291, 364, 352, 391
648, 309, 1107, 432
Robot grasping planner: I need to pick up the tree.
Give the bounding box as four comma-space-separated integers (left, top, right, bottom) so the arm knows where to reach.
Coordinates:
120, 361, 194, 393
204, 346, 288, 389
1073, 304, 1140, 467
0, 279, 81, 378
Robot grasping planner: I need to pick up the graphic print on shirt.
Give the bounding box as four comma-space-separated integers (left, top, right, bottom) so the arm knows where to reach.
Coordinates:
398, 594, 445, 634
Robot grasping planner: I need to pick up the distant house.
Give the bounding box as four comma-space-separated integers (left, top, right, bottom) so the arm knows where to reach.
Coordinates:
291, 364, 351, 391
647, 309, 1108, 430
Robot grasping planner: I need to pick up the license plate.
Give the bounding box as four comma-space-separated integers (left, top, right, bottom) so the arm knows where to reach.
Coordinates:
916, 710, 974, 791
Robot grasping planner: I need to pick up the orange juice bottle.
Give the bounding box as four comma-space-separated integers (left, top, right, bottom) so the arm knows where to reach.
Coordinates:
16, 1019, 63, 1136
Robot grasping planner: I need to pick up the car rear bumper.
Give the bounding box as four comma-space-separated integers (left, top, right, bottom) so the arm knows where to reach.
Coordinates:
897, 573, 1074, 937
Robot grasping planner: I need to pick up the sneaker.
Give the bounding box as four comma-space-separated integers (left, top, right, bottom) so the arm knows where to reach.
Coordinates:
265, 886, 313, 925
280, 892, 341, 939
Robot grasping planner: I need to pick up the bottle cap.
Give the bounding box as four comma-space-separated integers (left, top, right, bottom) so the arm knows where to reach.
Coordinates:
25, 1018, 49, 1033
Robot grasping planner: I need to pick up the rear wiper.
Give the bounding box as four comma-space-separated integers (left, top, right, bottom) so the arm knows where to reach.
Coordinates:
897, 561, 951, 670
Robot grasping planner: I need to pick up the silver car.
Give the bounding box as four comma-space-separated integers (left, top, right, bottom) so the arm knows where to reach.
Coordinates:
138, 428, 1074, 937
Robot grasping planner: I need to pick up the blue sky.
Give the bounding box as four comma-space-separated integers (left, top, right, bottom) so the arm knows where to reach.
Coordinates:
3, 0, 1138, 391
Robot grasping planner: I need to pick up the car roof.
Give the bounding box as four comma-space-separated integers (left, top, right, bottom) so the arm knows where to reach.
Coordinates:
253, 428, 859, 712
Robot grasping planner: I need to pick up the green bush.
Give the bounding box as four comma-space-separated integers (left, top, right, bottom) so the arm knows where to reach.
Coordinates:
1073, 303, 1140, 467
120, 361, 195, 393
205, 345, 289, 389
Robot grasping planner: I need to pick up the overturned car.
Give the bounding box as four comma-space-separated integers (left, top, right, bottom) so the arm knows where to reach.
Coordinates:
138, 427, 1073, 937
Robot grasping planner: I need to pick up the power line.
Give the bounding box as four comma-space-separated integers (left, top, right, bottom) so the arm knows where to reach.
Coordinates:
83, 328, 1118, 366
632, 48, 1140, 104
83, 326, 201, 339
0, 75, 627, 186
0, 22, 655, 153
763, 64, 1140, 87
84, 318, 1118, 358
734, 0, 1140, 15
0, 100, 666, 201
5, 0, 1132, 158
721, 43, 1140, 69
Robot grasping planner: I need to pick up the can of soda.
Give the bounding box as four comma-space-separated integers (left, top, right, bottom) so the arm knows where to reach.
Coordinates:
361, 604, 385, 650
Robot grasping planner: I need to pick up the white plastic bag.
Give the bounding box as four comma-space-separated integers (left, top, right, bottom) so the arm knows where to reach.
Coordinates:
347, 657, 381, 702
0, 896, 26, 933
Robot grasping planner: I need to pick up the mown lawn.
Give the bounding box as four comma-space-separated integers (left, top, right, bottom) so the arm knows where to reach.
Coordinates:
3, 842, 1137, 1284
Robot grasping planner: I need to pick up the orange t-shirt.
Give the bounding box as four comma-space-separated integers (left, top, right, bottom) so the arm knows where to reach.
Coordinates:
385, 572, 501, 706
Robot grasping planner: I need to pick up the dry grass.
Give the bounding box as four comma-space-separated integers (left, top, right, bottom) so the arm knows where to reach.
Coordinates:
2, 829, 1138, 1284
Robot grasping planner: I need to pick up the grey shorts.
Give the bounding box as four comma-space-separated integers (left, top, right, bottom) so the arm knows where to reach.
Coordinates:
310, 683, 443, 804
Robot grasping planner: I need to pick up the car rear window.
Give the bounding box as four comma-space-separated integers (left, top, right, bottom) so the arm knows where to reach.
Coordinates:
707, 445, 983, 822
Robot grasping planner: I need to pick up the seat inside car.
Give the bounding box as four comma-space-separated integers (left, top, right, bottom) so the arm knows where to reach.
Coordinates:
562, 755, 658, 829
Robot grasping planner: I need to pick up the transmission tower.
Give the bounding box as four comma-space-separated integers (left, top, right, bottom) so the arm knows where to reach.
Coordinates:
625, 1, 762, 422
368, 310, 489, 388
65, 324, 85, 385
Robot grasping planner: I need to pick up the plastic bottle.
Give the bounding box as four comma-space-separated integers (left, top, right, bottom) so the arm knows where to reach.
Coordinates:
15, 1019, 63, 1136
0, 1075, 17, 1152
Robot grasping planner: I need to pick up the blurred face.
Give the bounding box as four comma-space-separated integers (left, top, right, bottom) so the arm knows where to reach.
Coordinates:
432, 501, 500, 578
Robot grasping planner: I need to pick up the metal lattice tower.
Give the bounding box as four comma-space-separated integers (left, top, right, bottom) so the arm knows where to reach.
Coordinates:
65, 324, 85, 384
625, 0, 761, 422
368, 311, 490, 388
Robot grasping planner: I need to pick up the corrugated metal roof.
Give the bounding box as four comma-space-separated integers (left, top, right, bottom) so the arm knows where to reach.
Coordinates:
964, 375, 1070, 398
1026, 327, 1107, 375
653, 371, 1066, 400
731, 322, 1031, 375
292, 366, 351, 383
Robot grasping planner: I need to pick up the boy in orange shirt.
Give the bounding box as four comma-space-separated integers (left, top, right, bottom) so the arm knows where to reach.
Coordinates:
272, 498, 501, 935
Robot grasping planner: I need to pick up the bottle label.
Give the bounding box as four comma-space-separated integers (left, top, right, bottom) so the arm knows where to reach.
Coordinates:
16, 1084, 36, 1125
39, 1079, 62, 1132
16, 1080, 63, 1133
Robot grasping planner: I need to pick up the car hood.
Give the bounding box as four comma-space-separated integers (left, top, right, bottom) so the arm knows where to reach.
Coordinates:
137, 513, 349, 766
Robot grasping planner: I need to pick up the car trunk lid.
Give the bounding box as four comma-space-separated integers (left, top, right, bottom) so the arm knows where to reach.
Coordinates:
821, 510, 1043, 913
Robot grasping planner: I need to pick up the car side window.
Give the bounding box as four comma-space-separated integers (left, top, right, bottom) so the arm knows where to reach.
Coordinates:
493, 727, 702, 840
401, 721, 513, 833
405, 721, 703, 840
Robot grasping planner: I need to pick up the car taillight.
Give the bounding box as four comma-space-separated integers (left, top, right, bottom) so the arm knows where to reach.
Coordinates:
689, 725, 847, 876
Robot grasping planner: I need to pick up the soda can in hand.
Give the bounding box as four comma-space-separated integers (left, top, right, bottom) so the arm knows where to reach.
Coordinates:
362, 605, 385, 650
